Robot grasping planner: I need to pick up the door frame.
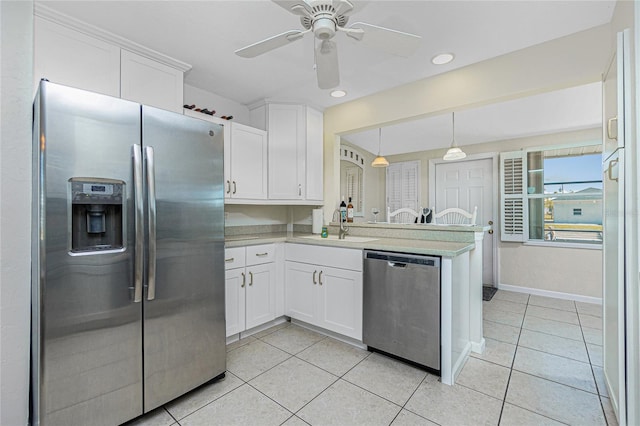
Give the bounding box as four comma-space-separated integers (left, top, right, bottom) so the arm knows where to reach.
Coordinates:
428, 152, 500, 287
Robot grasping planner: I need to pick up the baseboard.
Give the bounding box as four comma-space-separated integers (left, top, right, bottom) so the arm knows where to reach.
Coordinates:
451, 341, 472, 384
498, 283, 602, 305
290, 318, 367, 350
471, 338, 486, 354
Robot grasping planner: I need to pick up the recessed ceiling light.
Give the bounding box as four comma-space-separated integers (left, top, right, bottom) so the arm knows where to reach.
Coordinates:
330, 90, 347, 98
431, 53, 455, 65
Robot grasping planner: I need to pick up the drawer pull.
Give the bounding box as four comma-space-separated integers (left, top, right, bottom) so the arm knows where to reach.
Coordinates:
241, 272, 246, 288
256, 252, 269, 257
249, 271, 254, 286
318, 270, 323, 285
313, 270, 317, 284
225, 257, 234, 263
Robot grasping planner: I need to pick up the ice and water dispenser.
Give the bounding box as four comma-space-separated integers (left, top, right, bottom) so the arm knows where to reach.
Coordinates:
70, 179, 124, 252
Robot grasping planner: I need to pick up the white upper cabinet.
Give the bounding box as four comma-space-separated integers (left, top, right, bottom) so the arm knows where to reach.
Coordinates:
251, 103, 324, 203
120, 50, 184, 113
184, 110, 267, 201
228, 123, 268, 200
34, 17, 121, 97
33, 9, 189, 112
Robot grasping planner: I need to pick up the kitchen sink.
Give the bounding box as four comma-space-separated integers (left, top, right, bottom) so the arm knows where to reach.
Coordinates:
300, 235, 379, 243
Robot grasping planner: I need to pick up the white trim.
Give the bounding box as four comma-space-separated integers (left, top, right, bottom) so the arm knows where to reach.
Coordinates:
451, 342, 472, 383
290, 318, 367, 349
34, 4, 192, 72
523, 139, 602, 154
498, 283, 602, 305
524, 240, 602, 250
429, 152, 500, 286
471, 338, 486, 354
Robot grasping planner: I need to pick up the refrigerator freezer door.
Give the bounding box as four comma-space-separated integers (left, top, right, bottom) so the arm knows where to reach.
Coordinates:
32, 81, 143, 426
141, 107, 226, 412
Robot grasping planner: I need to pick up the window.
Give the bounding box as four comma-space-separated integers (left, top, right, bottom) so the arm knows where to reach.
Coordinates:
386, 161, 420, 214
501, 143, 602, 246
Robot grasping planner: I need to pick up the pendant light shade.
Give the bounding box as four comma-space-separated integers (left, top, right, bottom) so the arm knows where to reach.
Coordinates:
443, 112, 466, 161
371, 128, 389, 168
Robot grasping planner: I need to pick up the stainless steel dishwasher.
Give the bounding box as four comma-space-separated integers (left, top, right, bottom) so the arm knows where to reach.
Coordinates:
363, 250, 441, 372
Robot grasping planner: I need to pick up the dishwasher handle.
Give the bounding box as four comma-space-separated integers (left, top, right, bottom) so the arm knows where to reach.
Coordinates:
388, 262, 407, 268
365, 250, 440, 268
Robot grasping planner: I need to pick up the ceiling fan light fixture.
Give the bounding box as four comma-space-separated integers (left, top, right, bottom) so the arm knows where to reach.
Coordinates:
432, 52, 455, 65
371, 128, 389, 168
330, 89, 347, 98
443, 111, 466, 161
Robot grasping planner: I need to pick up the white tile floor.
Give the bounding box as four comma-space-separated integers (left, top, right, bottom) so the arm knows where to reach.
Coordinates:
126, 290, 617, 426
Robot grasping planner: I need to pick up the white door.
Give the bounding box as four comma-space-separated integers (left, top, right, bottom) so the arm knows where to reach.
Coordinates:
284, 261, 317, 324
230, 123, 268, 199
225, 268, 246, 337
435, 158, 494, 285
245, 263, 276, 329
317, 266, 363, 340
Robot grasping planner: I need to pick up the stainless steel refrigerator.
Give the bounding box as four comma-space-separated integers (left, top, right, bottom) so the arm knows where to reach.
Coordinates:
31, 81, 226, 426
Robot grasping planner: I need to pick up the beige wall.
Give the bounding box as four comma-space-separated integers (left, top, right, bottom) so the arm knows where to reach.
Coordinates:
323, 25, 612, 299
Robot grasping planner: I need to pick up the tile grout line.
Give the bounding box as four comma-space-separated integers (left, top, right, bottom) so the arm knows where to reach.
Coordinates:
577, 305, 610, 425
496, 293, 528, 425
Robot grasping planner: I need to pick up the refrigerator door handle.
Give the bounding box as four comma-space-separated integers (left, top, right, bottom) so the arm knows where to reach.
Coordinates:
133, 145, 144, 303
145, 146, 157, 301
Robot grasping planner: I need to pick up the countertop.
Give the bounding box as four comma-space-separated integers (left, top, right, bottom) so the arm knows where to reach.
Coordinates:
225, 232, 474, 257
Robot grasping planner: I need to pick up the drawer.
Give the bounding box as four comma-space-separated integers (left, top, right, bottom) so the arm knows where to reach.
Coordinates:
224, 247, 245, 270
246, 244, 275, 266
285, 243, 362, 271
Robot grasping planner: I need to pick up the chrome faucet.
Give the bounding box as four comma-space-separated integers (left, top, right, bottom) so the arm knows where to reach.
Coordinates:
333, 209, 349, 239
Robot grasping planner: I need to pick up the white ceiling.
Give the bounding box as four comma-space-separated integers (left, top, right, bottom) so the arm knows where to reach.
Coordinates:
39, 1, 613, 155
342, 82, 603, 156
40, 0, 615, 110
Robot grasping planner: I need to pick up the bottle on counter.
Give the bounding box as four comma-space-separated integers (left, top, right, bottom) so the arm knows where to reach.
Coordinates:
340, 196, 347, 222
347, 197, 354, 223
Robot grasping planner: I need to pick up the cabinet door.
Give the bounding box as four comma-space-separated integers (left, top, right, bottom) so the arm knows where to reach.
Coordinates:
305, 107, 324, 201
34, 17, 120, 97
225, 268, 246, 337
317, 266, 363, 340
245, 263, 276, 329
284, 261, 317, 324
230, 123, 268, 199
268, 104, 305, 199
121, 50, 183, 113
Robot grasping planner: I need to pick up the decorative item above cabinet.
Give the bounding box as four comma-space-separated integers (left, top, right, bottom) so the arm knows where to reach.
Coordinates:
250, 102, 324, 204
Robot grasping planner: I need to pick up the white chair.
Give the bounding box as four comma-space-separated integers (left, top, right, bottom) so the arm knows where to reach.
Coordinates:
433, 206, 478, 225
387, 206, 420, 224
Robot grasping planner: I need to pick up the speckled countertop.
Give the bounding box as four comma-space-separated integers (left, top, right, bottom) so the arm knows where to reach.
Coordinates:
225, 232, 474, 257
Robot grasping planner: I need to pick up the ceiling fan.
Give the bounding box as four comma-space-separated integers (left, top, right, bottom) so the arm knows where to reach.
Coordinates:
235, 0, 422, 90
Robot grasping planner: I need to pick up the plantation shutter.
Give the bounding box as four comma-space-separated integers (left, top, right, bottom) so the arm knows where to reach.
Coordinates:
500, 151, 526, 242
386, 161, 420, 213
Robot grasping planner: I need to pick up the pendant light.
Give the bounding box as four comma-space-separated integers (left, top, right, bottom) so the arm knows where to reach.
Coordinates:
371, 128, 389, 168
443, 111, 466, 161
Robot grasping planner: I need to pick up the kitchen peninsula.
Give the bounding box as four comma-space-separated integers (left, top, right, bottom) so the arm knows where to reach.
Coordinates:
225, 221, 489, 385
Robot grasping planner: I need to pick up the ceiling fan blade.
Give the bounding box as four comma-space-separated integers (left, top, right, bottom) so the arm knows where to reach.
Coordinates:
272, 0, 312, 17
332, 0, 355, 16
347, 22, 422, 57
235, 30, 308, 58
315, 40, 340, 90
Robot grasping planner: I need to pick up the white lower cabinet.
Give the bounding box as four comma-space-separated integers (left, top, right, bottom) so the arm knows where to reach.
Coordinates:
225, 244, 276, 337
285, 244, 363, 340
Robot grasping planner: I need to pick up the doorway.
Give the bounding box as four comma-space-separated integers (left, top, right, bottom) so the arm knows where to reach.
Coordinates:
431, 156, 497, 285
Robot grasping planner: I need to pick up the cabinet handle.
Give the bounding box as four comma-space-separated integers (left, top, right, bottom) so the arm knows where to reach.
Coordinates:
225, 257, 234, 263
256, 253, 269, 257
608, 158, 619, 182
313, 270, 317, 284
249, 271, 254, 286
608, 117, 618, 140
318, 270, 323, 285
241, 272, 246, 288
226, 180, 231, 194
298, 184, 302, 196
232, 181, 237, 194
